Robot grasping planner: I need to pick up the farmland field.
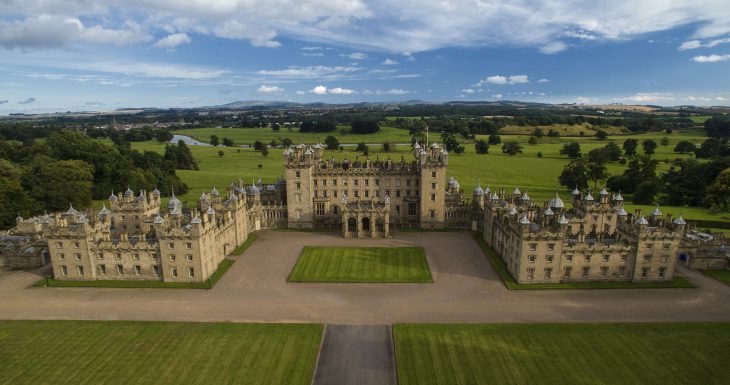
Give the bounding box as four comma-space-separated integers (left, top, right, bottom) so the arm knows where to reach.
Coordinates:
288, 246, 432, 283
0, 320, 323, 385
394, 323, 730, 385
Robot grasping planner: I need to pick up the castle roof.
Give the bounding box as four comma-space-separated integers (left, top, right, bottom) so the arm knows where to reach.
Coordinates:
572, 186, 580, 195
584, 192, 594, 201
636, 216, 649, 225
64, 204, 78, 216
154, 214, 164, 224
152, 186, 160, 196
614, 191, 624, 201
599, 188, 609, 195
124, 186, 134, 196
549, 192, 564, 209
109, 190, 117, 201
167, 192, 181, 209
210, 186, 220, 196
673, 215, 687, 225
521, 192, 530, 201
513, 187, 521, 195
651, 205, 662, 217
190, 215, 201, 224
519, 215, 531, 225
137, 191, 146, 201
474, 184, 484, 196
200, 192, 209, 201
558, 213, 569, 225
206, 207, 216, 215
509, 207, 518, 215
544, 207, 554, 216
99, 204, 111, 216
616, 207, 628, 216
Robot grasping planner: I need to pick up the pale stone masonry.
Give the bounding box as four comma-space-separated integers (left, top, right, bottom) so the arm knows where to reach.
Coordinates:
7, 141, 728, 283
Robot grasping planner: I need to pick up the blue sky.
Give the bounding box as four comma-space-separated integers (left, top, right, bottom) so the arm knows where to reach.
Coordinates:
1, 1, 729, 114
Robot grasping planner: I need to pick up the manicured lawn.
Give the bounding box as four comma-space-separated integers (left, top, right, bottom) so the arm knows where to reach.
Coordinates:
473, 234, 695, 289
704, 270, 730, 286
35, 259, 235, 289
0, 320, 323, 385
393, 323, 730, 385
288, 246, 432, 283
175, 125, 413, 145
230, 233, 257, 256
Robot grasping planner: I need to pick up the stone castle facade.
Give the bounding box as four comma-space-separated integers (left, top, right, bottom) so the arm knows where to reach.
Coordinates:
8, 142, 728, 284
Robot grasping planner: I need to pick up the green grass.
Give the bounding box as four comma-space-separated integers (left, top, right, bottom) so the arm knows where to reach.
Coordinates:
0, 320, 322, 385
704, 270, 730, 286
35, 259, 235, 289
230, 233, 257, 256
175, 125, 413, 145
109, 127, 728, 225
499, 123, 630, 136
472, 234, 695, 289
288, 246, 432, 283
393, 323, 730, 385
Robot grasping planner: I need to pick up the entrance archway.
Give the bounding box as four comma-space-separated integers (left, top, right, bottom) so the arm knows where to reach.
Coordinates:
348, 217, 357, 232
362, 217, 371, 232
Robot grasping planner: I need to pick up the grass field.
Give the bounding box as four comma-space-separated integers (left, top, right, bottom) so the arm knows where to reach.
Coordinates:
175, 125, 413, 145
288, 246, 432, 283
0, 320, 323, 385
704, 270, 730, 286
473, 234, 695, 289
115, 127, 728, 225
35, 259, 235, 289
393, 323, 730, 385
498, 123, 630, 136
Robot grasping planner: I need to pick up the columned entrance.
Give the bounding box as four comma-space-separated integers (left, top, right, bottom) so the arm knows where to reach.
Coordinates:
341, 198, 391, 238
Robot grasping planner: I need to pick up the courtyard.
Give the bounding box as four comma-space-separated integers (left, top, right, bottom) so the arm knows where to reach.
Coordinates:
1, 230, 730, 324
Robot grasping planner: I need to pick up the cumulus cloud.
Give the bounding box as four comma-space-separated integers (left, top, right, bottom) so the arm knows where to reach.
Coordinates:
476, 75, 529, 86
311, 85, 328, 95
461, 88, 475, 94
616, 92, 675, 103
692, 54, 730, 62
153, 33, 191, 49
537, 78, 550, 83
328, 87, 356, 94
382, 58, 398, 65
679, 37, 730, 50
18, 97, 36, 104
257, 85, 285, 94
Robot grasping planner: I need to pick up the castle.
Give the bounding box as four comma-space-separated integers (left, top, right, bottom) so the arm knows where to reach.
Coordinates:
6, 142, 727, 284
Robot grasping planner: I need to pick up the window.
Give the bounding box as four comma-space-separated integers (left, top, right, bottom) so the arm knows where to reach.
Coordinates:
547, 243, 555, 251
432, 171, 436, 178
354, 191, 359, 198
386, 189, 391, 197
354, 179, 359, 186
333, 179, 338, 186
188, 267, 195, 277
646, 243, 654, 249
73, 242, 80, 248
75, 266, 83, 276
600, 267, 609, 278
314, 191, 318, 198
396, 205, 401, 215
546, 255, 554, 264
116, 265, 123, 274
566, 255, 573, 262
431, 182, 436, 189
641, 267, 649, 279
406, 190, 410, 196
333, 206, 339, 215
582, 267, 590, 278
316, 203, 325, 216
376, 190, 380, 197
171, 268, 178, 277
60, 265, 68, 277
365, 179, 369, 187
296, 182, 301, 190
55, 242, 63, 248
661, 255, 669, 264
296, 193, 302, 203
115, 253, 122, 260
396, 190, 401, 198
529, 243, 537, 251
527, 268, 535, 280
186, 255, 193, 262
322, 180, 327, 186
430, 210, 436, 219
564, 267, 572, 278
334, 191, 338, 198
545, 268, 552, 279
643, 255, 651, 264
618, 266, 626, 278
58, 253, 65, 261
663, 243, 671, 250
659, 267, 666, 279
584, 255, 591, 263
406, 179, 410, 186
376, 179, 380, 186
602, 254, 609, 263
620, 255, 627, 263
323, 191, 328, 198
365, 191, 369, 198
431, 194, 436, 202
313, 179, 318, 187
295, 170, 300, 178
408, 203, 417, 216
153, 266, 160, 277
97, 254, 103, 260
295, 209, 302, 220
74, 253, 81, 261
185, 242, 192, 250
169, 255, 176, 262
99, 265, 106, 275
134, 265, 141, 275
528, 255, 536, 263
133, 253, 140, 261
168, 242, 174, 249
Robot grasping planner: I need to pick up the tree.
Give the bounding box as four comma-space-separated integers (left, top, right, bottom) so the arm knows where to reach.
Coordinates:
623, 139, 638, 156
325, 135, 339, 150
695, 138, 730, 159
558, 158, 590, 191
356, 142, 368, 154
441, 132, 465, 154
603, 142, 622, 161
270, 139, 279, 148
705, 117, 730, 138
300, 120, 337, 133
595, 129, 608, 140
560, 142, 582, 158
218, 150, 224, 158
532, 128, 544, 138
155, 130, 173, 143
528, 136, 538, 145
633, 181, 659, 204
706, 168, 730, 211
209, 135, 219, 146
547, 129, 560, 137
537, 152, 543, 158
22, 158, 94, 212
164, 141, 198, 170
281, 138, 293, 147
0, 159, 36, 228
260, 147, 269, 157
474, 139, 489, 154
660, 137, 670, 146
501, 142, 523, 156
222, 137, 234, 147
674, 140, 696, 154
272, 123, 280, 131
351, 119, 380, 134
488, 134, 501, 145
253, 141, 264, 151
383, 142, 396, 152
642, 139, 657, 155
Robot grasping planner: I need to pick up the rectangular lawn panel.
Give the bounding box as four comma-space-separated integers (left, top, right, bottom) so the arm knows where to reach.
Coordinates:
394, 323, 730, 385
0, 320, 323, 385
288, 246, 432, 283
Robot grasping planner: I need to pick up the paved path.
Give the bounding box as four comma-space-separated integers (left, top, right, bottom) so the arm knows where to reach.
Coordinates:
1, 231, 730, 324
313, 325, 396, 385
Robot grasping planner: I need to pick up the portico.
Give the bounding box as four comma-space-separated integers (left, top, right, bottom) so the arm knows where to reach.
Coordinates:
341, 197, 391, 238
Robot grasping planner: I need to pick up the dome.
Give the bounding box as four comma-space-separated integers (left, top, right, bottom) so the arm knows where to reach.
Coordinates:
153, 214, 164, 224
76, 213, 88, 224
636, 216, 649, 225
200, 192, 209, 201
558, 214, 569, 225
549, 192, 565, 209
99, 204, 111, 216
614, 191, 624, 201
584, 192, 594, 201
210, 186, 220, 196
521, 192, 530, 201
452, 179, 461, 190
519, 215, 531, 225
572, 186, 580, 195
190, 215, 202, 224
170, 206, 182, 216
137, 191, 146, 201
413, 142, 421, 149
206, 207, 216, 215
167, 192, 181, 209
491, 192, 499, 200
651, 205, 662, 217
599, 188, 609, 195
513, 187, 521, 195
152, 186, 160, 196
108, 190, 117, 201
544, 207, 554, 216
673, 215, 687, 225
430, 142, 440, 149
229, 193, 239, 201
485, 185, 491, 195
616, 207, 628, 216
248, 184, 261, 195
65, 204, 78, 215
124, 186, 134, 196
474, 185, 484, 196
509, 207, 518, 215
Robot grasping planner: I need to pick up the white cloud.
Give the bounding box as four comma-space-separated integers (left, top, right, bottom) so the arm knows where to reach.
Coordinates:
461, 88, 475, 94
295, 90, 306, 95
539, 41, 568, 54
382, 58, 398, 65
302, 52, 324, 56
257, 85, 285, 94
679, 37, 730, 50
717, 96, 728, 101
342, 52, 367, 60
153, 33, 191, 49
492, 94, 503, 99
575, 96, 592, 104
375, 89, 410, 95
328, 87, 356, 94
311, 85, 328, 95
256, 65, 360, 79
692, 54, 730, 62
476, 75, 529, 86
301, 46, 323, 51
616, 92, 675, 103
537, 78, 550, 83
